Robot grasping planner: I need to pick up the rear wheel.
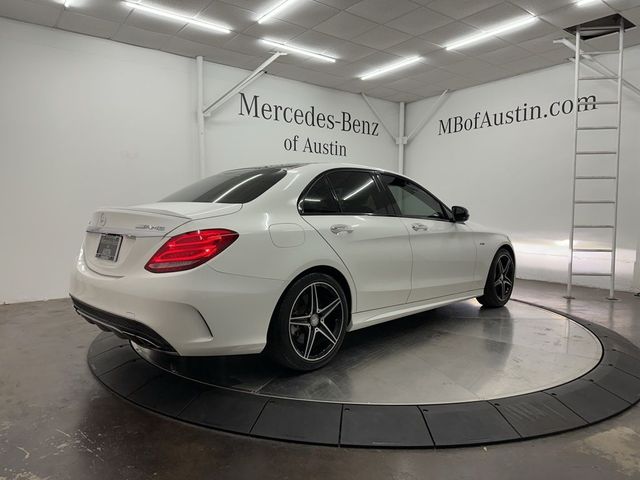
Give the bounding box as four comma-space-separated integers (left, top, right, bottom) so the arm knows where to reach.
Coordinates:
477, 248, 515, 308
268, 273, 348, 371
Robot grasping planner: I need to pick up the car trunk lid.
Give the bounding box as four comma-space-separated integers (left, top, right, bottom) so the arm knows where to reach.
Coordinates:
83, 202, 241, 276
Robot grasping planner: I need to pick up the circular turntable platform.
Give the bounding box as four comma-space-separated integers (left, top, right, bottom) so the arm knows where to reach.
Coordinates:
87, 299, 640, 448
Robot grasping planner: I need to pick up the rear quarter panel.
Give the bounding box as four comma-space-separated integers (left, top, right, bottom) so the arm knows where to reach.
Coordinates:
171, 207, 357, 310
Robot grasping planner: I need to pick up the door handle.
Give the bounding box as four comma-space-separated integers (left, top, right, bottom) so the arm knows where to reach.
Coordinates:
330, 224, 354, 235
411, 223, 429, 232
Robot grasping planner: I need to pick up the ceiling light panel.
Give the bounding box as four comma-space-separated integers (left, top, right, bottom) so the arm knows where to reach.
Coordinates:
360, 56, 422, 80
446, 16, 537, 50
261, 39, 336, 62
258, 0, 301, 24
123, 2, 231, 34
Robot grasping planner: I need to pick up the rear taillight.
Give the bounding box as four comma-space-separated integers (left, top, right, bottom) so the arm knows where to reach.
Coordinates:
145, 229, 238, 273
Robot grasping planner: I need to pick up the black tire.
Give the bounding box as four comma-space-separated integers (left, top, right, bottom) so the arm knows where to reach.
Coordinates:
268, 272, 348, 371
477, 248, 515, 308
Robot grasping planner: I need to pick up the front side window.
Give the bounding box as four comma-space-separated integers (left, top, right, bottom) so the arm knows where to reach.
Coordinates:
380, 174, 447, 220
299, 177, 340, 214
326, 171, 393, 215
161, 167, 287, 203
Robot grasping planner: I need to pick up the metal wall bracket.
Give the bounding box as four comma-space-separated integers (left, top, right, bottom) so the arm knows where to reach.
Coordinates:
360, 90, 449, 174
196, 52, 286, 177
203, 52, 286, 117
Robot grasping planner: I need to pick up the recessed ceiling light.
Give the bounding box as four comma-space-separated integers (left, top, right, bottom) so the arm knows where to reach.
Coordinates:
446, 16, 537, 50
576, 0, 600, 6
360, 56, 422, 81
260, 39, 336, 62
123, 1, 231, 34
63, 0, 71, 7
258, 0, 301, 24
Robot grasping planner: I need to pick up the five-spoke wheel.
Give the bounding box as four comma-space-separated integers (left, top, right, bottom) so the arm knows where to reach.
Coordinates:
493, 253, 514, 302
269, 273, 348, 371
289, 282, 344, 361
477, 248, 515, 308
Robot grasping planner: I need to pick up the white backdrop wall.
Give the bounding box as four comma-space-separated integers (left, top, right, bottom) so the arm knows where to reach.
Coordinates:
202, 63, 399, 174
4, 16, 637, 303
405, 46, 640, 291
0, 18, 399, 303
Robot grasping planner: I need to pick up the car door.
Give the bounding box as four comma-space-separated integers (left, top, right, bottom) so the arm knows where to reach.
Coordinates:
300, 170, 412, 312
378, 173, 477, 302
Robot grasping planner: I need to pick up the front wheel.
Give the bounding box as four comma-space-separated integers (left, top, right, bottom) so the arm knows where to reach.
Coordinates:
268, 273, 348, 371
477, 248, 515, 308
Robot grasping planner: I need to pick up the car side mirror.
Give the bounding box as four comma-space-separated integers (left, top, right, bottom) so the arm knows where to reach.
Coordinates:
452, 206, 469, 222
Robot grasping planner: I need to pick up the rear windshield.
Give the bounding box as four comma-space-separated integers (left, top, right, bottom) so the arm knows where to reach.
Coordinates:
161, 167, 287, 203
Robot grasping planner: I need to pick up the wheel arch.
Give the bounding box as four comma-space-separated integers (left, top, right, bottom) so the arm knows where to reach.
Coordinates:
289, 265, 353, 312
477, 242, 516, 308
480, 241, 516, 287
270, 265, 355, 333
497, 243, 516, 268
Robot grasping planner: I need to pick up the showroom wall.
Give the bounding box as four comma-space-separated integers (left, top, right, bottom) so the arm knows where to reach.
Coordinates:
201, 61, 399, 174
2, 16, 637, 303
0, 18, 399, 303
405, 46, 640, 291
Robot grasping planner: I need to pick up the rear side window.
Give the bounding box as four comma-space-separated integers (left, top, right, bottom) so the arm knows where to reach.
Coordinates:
299, 177, 340, 214
326, 171, 394, 215
161, 167, 287, 203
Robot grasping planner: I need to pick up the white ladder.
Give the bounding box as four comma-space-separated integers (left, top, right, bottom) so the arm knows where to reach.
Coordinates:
567, 19, 625, 300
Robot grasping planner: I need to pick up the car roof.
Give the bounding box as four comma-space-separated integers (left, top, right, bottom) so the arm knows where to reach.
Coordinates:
223, 162, 394, 176
291, 162, 392, 174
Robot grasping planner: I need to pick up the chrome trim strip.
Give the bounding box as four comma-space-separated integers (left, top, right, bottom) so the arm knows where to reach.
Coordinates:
105, 207, 189, 218
86, 226, 165, 238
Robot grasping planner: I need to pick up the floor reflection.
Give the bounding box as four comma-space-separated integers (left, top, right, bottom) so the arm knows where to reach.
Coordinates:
137, 300, 601, 404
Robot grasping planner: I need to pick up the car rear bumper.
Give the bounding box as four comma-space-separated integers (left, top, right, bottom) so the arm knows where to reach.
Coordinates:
71, 296, 176, 352
70, 248, 285, 356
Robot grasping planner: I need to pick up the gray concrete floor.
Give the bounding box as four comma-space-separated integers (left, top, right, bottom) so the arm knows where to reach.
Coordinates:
1, 279, 639, 480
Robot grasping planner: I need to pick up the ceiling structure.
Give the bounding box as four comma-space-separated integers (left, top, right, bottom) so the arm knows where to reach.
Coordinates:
2, 0, 640, 102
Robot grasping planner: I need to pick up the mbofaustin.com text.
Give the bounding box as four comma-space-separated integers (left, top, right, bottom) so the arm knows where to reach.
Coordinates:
438, 96, 598, 136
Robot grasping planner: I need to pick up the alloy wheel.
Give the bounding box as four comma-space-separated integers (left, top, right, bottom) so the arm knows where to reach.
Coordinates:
494, 253, 515, 302
288, 282, 344, 362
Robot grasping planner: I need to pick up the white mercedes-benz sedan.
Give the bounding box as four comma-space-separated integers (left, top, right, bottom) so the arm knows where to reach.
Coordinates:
70, 163, 515, 371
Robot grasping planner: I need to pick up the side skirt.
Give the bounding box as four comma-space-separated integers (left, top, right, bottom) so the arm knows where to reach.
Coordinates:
348, 290, 484, 331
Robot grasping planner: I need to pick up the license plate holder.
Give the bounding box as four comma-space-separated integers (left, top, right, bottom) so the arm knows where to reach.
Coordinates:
96, 234, 123, 262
